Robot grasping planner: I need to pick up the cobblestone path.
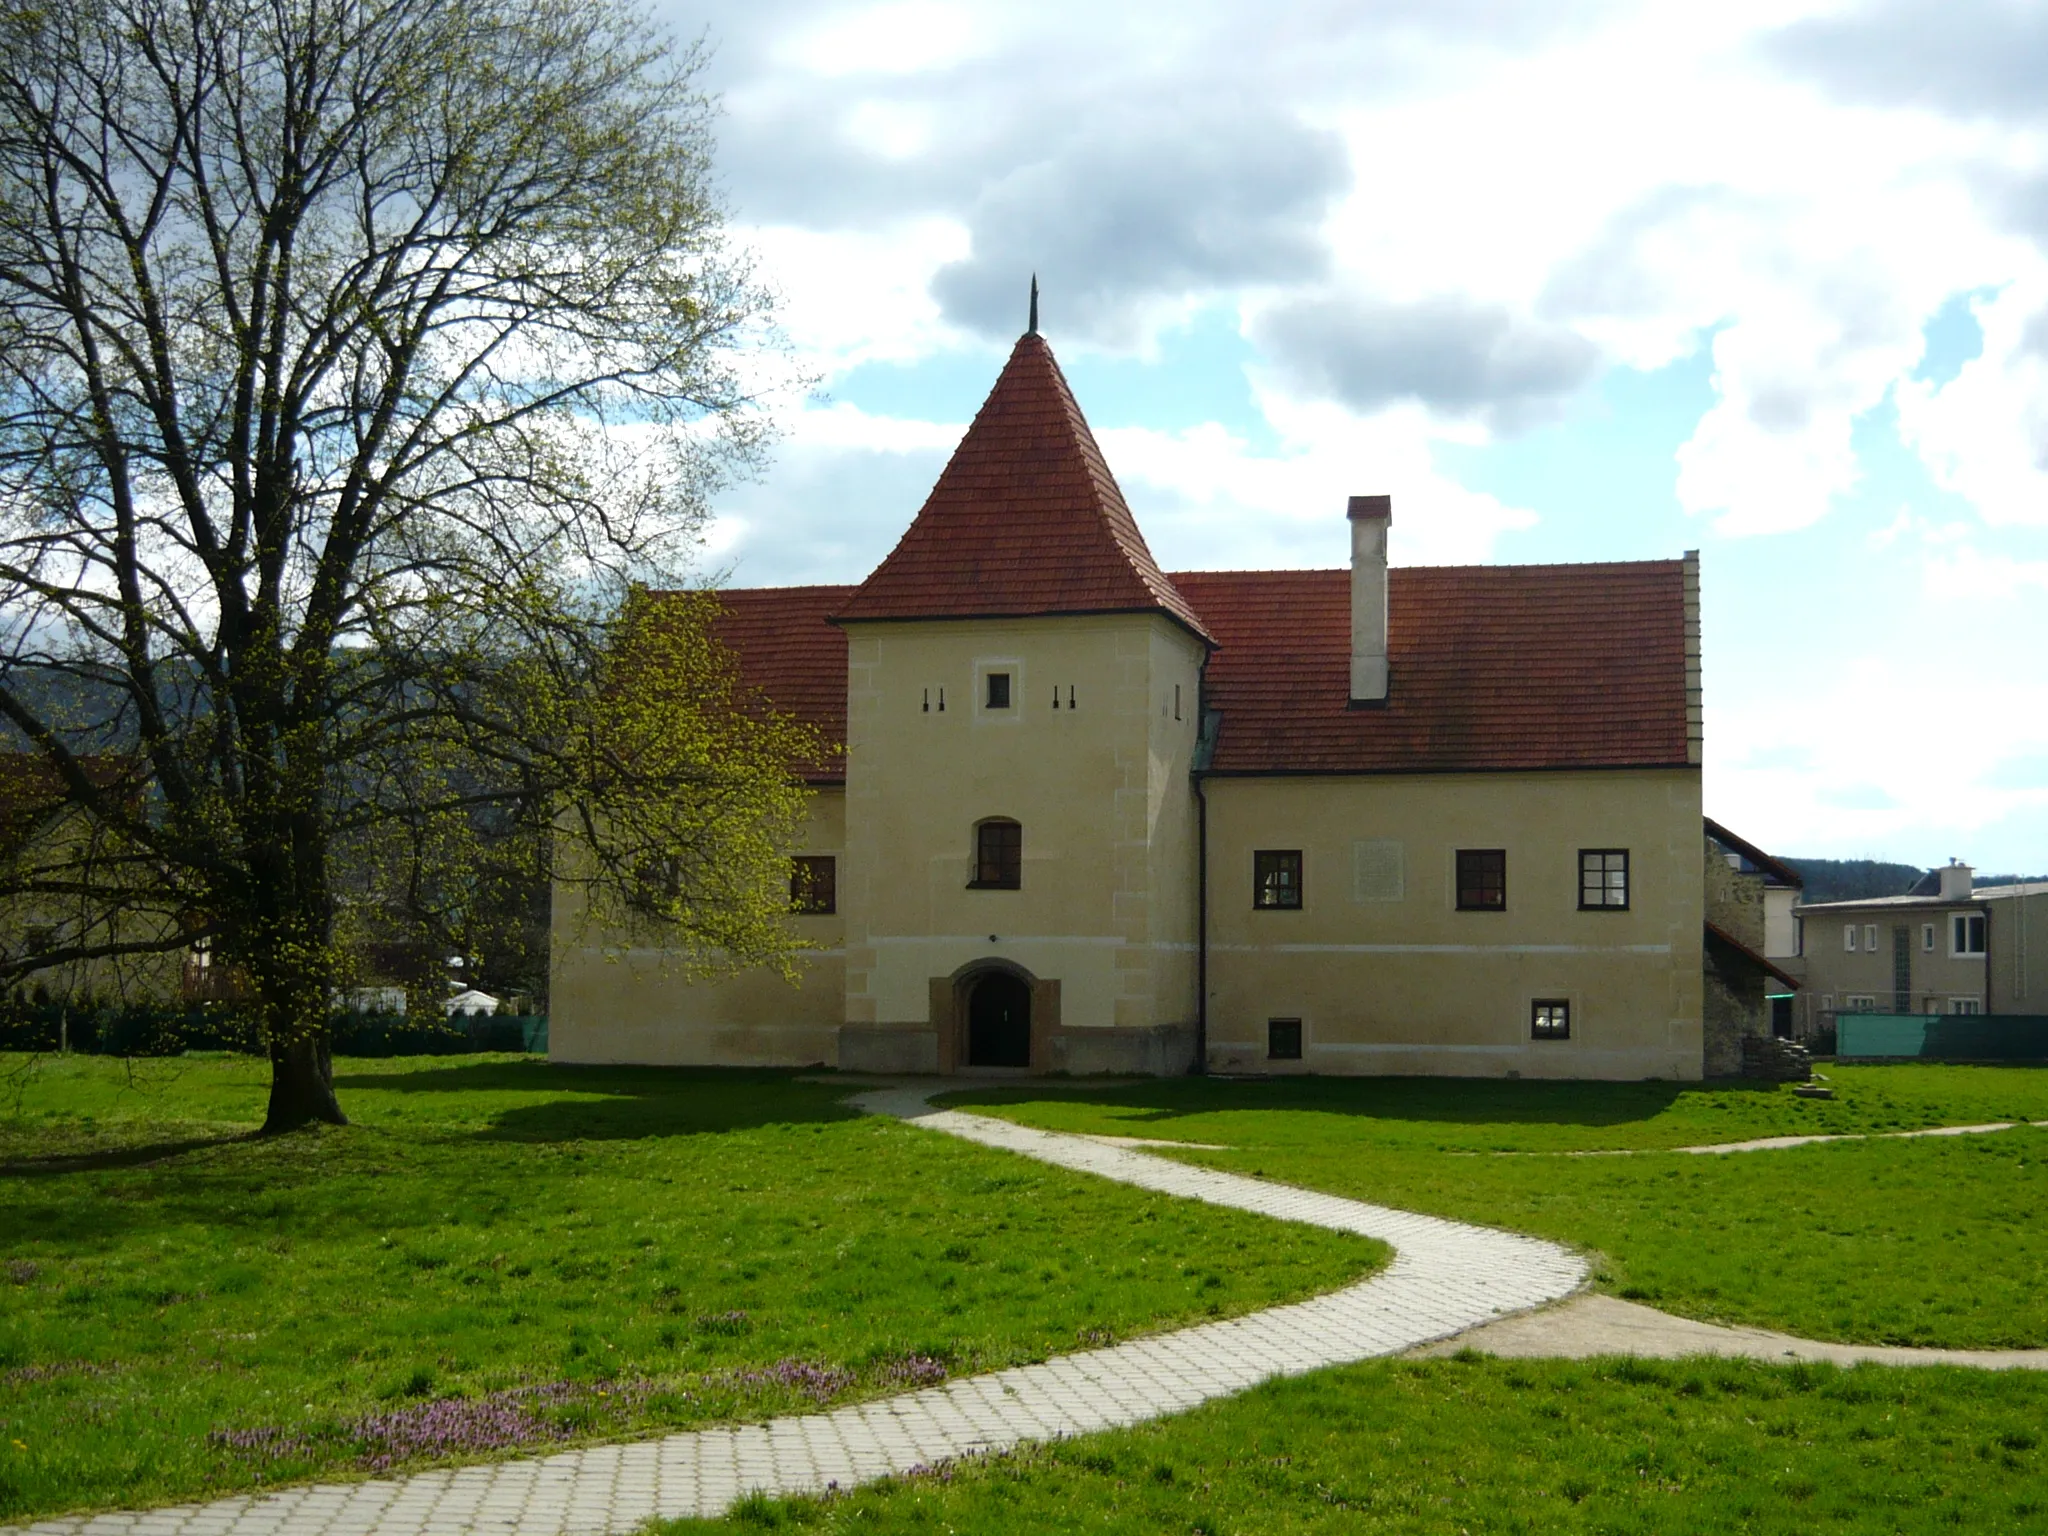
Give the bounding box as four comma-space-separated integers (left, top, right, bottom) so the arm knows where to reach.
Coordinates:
8, 1083, 1586, 1536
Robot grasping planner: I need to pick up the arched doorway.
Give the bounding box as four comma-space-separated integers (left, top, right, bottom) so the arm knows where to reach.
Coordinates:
966, 971, 1032, 1068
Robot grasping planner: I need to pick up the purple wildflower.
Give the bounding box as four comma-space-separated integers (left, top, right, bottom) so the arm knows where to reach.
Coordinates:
878, 1355, 948, 1389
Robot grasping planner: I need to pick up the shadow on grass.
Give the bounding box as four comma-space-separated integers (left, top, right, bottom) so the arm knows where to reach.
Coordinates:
0, 1130, 260, 1178
939, 1075, 1787, 1133
329, 1060, 864, 1143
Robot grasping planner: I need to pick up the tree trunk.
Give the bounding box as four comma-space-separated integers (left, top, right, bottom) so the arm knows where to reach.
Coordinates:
262, 1029, 348, 1134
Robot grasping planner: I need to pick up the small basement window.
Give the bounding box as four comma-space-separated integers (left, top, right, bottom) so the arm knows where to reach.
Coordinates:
790, 856, 836, 915
1456, 849, 1506, 911
1254, 850, 1303, 909
1531, 999, 1570, 1040
985, 672, 1011, 709
1267, 1019, 1303, 1060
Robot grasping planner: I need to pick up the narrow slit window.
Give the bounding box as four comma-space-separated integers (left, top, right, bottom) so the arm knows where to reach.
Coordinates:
1067, 685, 1075, 710
1174, 684, 1182, 721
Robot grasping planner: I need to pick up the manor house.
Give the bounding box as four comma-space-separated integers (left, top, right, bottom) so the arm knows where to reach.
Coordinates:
551, 323, 1709, 1079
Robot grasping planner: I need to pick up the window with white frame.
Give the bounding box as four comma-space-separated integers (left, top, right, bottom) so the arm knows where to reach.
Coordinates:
1843, 994, 1878, 1012
1952, 913, 1986, 956
1922, 923, 1935, 953
1951, 997, 1983, 1015
1844, 924, 1857, 952
1864, 923, 1879, 951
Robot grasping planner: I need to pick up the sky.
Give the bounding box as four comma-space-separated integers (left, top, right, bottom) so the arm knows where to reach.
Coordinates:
661, 0, 2048, 873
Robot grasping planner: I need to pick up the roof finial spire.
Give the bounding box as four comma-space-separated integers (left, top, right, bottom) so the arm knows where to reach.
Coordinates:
1028, 273, 1039, 335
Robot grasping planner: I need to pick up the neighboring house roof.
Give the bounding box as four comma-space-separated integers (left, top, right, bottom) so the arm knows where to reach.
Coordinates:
1794, 893, 1983, 912
1703, 817, 1802, 888
831, 333, 1213, 643
1174, 563, 1691, 775
707, 586, 851, 785
1705, 921, 1802, 990
1979, 881, 2048, 901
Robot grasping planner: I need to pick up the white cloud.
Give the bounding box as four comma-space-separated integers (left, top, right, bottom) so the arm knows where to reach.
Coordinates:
678, 0, 2048, 865
1897, 277, 2048, 529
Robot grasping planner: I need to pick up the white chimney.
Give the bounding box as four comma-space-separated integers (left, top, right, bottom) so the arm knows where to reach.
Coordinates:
1348, 494, 1391, 703
1939, 860, 1973, 901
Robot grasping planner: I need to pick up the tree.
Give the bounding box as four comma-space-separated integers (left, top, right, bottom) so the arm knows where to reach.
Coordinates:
0, 0, 819, 1130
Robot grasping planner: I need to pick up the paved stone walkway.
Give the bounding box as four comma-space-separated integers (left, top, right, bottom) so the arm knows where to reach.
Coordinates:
7, 1084, 1586, 1536
1532, 1117, 2048, 1158
1413, 1293, 2048, 1371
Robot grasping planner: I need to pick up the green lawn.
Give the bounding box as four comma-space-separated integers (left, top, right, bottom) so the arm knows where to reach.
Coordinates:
943, 1068, 2048, 1349
0, 1054, 1384, 1523
663, 1354, 2048, 1535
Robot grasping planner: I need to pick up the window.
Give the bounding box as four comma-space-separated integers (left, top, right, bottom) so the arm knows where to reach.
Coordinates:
1254, 850, 1303, 910
1267, 1018, 1303, 1060
1844, 924, 1857, 953
1578, 849, 1629, 909
1951, 997, 1983, 1015
1174, 683, 1182, 721
1922, 923, 1936, 953
1844, 995, 1878, 1012
1820, 993, 1834, 1012
1456, 849, 1506, 910
790, 856, 836, 915
1952, 913, 1986, 956
1864, 923, 1879, 952
1531, 999, 1571, 1040
972, 820, 1022, 889
985, 672, 1011, 710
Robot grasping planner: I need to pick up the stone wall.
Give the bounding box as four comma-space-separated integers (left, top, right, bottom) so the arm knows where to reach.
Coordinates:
1704, 837, 1766, 949
1703, 942, 1765, 1078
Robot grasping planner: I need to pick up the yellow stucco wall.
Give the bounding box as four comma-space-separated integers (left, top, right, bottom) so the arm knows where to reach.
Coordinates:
839, 613, 1205, 1036
547, 788, 847, 1066
1201, 768, 1705, 1079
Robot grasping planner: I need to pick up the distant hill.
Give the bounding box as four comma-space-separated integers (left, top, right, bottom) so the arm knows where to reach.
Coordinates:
1783, 859, 1924, 904
1784, 858, 2048, 905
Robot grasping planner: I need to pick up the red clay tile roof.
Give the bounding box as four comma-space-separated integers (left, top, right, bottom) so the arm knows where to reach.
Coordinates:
708, 585, 851, 783
832, 333, 1212, 643
705, 560, 1689, 782
1171, 562, 1691, 775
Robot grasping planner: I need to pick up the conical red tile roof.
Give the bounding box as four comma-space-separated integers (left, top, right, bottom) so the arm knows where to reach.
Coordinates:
832, 333, 1212, 642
